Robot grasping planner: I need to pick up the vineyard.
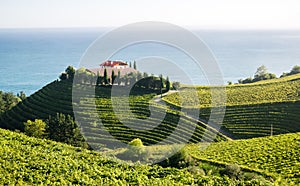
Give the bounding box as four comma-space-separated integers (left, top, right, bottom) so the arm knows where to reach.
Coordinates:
0, 80, 228, 150
1, 128, 295, 185
163, 73, 300, 139
0, 128, 251, 185
163, 73, 300, 107
188, 132, 300, 184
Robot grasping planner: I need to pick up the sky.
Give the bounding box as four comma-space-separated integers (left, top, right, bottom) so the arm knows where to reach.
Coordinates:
0, 0, 299, 29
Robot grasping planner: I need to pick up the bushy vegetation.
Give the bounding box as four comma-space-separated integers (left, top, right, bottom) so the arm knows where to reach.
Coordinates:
0, 128, 272, 185
46, 113, 88, 148
188, 132, 300, 184
238, 65, 277, 84
24, 119, 46, 138
281, 65, 300, 77
0, 91, 20, 114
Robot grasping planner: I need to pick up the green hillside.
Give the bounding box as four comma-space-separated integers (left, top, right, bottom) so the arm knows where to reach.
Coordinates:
188, 132, 300, 184
0, 80, 228, 149
1, 128, 294, 185
163, 74, 300, 139
0, 128, 247, 185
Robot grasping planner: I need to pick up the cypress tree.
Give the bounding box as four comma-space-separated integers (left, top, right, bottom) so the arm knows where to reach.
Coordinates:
166, 76, 170, 91
117, 70, 121, 85
111, 70, 116, 84
104, 68, 108, 85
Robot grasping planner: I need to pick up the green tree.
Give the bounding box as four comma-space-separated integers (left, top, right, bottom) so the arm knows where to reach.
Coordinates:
129, 62, 132, 68
111, 70, 116, 84
172, 82, 180, 90
159, 74, 163, 97
59, 72, 68, 80
46, 113, 88, 148
133, 61, 137, 70
24, 119, 46, 138
117, 70, 121, 85
0, 92, 20, 114
166, 76, 170, 91
104, 68, 109, 85
17, 91, 26, 101
65, 66, 75, 80
254, 65, 268, 79
290, 65, 300, 75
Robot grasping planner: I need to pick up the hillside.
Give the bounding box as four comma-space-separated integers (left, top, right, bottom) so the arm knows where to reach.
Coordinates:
1, 128, 295, 185
0, 128, 246, 185
0, 80, 228, 150
163, 74, 300, 139
188, 132, 300, 184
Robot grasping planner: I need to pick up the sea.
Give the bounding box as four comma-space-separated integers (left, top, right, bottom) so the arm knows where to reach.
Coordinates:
1, 28, 300, 95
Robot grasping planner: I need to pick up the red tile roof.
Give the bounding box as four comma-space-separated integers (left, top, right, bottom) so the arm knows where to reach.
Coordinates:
100, 60, 128, 67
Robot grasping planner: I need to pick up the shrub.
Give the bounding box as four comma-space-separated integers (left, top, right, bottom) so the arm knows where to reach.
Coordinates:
158, 147, 195, 168
221, 164, 242, 179
24, 119, 46, 138
121, 138, 148, 162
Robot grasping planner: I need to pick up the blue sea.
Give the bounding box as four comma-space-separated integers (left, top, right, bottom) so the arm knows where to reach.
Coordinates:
1, 28, 300, 95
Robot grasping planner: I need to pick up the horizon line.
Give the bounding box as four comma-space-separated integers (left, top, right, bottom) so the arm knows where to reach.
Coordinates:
1, 26, 300, 31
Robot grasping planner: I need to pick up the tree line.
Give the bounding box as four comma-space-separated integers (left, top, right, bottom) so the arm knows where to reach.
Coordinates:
235, 65, 300, 85
59, 66, 180, 91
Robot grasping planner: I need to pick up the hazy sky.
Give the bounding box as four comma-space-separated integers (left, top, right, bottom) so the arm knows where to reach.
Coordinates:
0, 0, 299, 29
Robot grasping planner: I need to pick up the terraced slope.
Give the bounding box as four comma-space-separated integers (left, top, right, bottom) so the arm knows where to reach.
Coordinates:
163, 74, 300, 139
188, 132, 300, 184
0, 80, 228, 149
0, 128, 245, 185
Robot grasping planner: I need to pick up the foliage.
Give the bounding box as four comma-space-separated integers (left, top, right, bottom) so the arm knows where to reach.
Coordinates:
159, 147, 195, 168
24, 119, 46, 138
46, 113, 88, 148
172, 81, 180, 90
281, 65, 300, 77
188, 132, 300, 183
104, 68, 109, 85
221, 164, 242, 179
0, 128, 269, 185
0, 91, 20, 114
17, 91, 26, 101
65, 65, 75, 80
133, 60, 137, 70
59, 66, 76, 81
239, 65, 276, 84
121, 138, 147, 161
166, 76, 170, 91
